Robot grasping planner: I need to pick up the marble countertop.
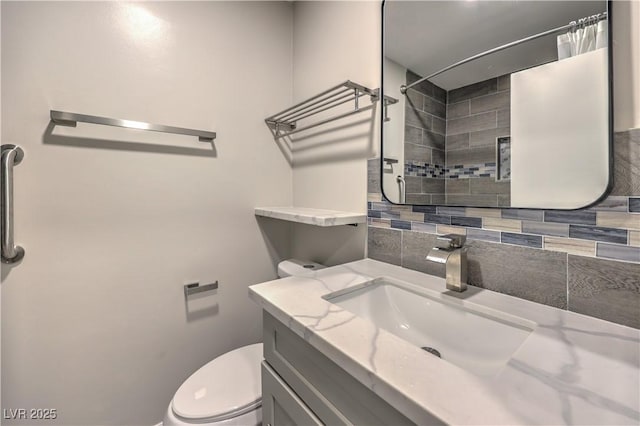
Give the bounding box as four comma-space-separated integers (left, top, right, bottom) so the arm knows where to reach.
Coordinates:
249, 259, 640, 425
254, 206, 366, 226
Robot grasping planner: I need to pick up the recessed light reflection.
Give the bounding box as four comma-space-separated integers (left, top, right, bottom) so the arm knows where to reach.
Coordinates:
118, 4, 169, 46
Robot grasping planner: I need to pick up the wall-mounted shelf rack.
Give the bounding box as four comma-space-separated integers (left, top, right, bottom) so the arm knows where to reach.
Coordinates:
255, 207, 366, 227
50, 110, 216, 142
383, 95, 398, 122
265, 80, 379, 139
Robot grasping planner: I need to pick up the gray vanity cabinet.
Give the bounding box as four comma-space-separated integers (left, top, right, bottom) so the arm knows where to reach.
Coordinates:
261, 312, 421, 426
262, 362, 322, 426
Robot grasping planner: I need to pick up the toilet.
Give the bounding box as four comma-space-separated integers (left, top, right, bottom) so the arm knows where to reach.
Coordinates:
163, 259, 325, 426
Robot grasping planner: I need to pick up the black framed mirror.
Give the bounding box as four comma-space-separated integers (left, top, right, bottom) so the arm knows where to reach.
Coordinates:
381, 0, 612, 209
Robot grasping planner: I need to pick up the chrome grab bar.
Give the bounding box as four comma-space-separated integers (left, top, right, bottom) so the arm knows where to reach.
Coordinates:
396, 175, 405, 204
1, 144, 25, 264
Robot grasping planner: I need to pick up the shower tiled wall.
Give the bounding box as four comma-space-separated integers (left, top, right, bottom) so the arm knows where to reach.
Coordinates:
403, 71, 447, 204
368, 129, 640, 329
403, 71, 513, 206
445, 75, 511, 207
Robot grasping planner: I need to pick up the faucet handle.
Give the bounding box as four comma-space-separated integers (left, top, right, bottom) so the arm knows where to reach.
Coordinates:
435, 234, 466, 249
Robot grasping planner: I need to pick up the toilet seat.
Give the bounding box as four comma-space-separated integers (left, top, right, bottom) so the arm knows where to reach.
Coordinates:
171, 343, 263, 422
173, 399, 261, 423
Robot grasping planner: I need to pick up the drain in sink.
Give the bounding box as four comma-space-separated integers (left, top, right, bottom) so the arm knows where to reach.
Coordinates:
421, 347, 441, 358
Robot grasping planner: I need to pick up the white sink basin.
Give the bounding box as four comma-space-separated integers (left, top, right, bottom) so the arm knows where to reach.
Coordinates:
324, 277, 534, 376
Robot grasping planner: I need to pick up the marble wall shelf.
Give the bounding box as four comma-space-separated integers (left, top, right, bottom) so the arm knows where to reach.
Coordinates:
255, 207, 366, 227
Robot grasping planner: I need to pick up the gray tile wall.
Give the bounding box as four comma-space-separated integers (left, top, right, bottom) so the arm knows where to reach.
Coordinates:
445, 75, 511, 207
369, 129, 640, 329
402, 73, 512, 206
404, 70, 447, 204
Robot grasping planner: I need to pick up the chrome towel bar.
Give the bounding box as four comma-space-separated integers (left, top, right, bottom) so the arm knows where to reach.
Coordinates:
50, 110, 216, 142
1, 144, 25, 264
265, 80, 379, 139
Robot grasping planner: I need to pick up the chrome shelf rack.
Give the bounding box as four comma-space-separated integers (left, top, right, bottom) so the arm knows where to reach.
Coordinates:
50, 110, 216, 142
265, 80, 379, 139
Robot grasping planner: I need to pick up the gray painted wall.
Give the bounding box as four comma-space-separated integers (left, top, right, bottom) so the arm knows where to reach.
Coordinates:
1, 2, 293, 425
290, 1, 379, 268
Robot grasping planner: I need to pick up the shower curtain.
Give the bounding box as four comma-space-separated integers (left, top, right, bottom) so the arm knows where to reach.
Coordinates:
557, 18, 608, 60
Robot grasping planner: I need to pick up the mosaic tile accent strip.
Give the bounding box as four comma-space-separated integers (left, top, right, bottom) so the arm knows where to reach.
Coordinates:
483, 217, 522, 232
367, 195, 639, 264
404, 161, 497, 179
596, 243, 640, 262
367, 158, 639, 265
437, 206, 466, 216
597, 212, 640, 230
390, 220, 411, 230
404, 161, 446, 178
589, 196, 628, 211
502, 209, 544, 221
466, 228, 501, 242
412, 205, 437, 214
545, 210, 597, 225
447, 162, 497, 179
501, 232, 543, 248
411, 222, 437, 233
451, 216, 482, 228
568, 225, 628, 245
544, 236, 596, 257
424, 213, 450, 225
522, 221, 570, 237
437, 224, 467, 235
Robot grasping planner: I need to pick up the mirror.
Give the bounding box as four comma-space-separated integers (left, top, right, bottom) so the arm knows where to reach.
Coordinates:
381, 0, 611, 209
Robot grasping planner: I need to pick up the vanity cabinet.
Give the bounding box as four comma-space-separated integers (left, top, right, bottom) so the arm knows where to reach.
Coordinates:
261, 312, 424, 426
262, 363, 322, 426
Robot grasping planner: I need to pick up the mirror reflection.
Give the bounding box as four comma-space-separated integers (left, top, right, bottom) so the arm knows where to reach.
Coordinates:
382, 0, 610, 209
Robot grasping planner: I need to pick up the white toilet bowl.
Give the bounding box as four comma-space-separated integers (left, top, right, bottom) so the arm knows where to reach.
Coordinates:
163, 343, 263, 426
163, 259, 324, 426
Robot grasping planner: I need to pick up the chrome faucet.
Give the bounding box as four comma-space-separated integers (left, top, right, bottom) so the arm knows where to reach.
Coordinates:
426, 234, 468, 292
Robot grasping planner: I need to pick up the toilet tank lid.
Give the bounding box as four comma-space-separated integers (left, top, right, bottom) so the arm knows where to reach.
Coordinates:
278, 259, 326, 278
172, 343, 263, 421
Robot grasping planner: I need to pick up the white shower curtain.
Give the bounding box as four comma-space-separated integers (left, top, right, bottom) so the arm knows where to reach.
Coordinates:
557, 19, 608, 60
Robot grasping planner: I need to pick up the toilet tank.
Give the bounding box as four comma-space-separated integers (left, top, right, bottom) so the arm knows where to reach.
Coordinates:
277, 259, 326, 278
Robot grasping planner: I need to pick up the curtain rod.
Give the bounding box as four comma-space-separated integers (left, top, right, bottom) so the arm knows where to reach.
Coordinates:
400, 11, 607, 95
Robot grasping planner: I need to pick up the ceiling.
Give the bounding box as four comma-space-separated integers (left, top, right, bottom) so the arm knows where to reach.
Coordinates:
384, 0, 606, 90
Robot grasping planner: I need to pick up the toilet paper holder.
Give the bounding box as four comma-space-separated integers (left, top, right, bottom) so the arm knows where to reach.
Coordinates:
184, 281, 219, 298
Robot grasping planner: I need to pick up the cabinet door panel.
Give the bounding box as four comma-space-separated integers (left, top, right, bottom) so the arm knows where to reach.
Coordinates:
262, 362, 323, 426
263, 312, 425, 426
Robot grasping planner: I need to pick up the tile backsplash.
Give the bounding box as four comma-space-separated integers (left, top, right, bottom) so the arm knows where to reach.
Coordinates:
368, 128, 640, 329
